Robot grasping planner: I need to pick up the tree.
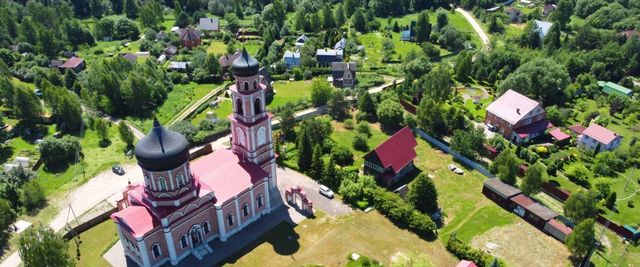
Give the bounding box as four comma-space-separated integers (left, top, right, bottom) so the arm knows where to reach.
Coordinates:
521, 162, 546, 195
497, 58, 569, 105
331, 145, 353, 166
435, 8, 448, 31
118, 121, 134, 149
321, 5, 335, 30
113, 18, 140, 40
309, 145, 324, 179
89, 0, 104, 18
0, 199, 16, 246
95, 119, 109, 145
311, 80, 333, 106
358, 92, 376, 118
416, 99, 446, 137
297, 129, 312, 172
551, 0, 573, 29
450, 126, 485, 159
414, 11, 431, 43
543, 22, 562, 50
566, 219, 595, 259
563, 190, 597, 223
12, 86, 42, 127
376, 99, 404, 131
328, 90, 349, 120
278, 108, 296, 141
39, 136, 81, 166
605, 192, 617, 209
422, 64, 451, 103
455, 50, 472, 83
492, 147, 519, 185
321, 156, 339, 189
18, 224, 73, 267
407, 173, 439, 214
351, 9, 366, 33
520, 21, 542, 49
64, 69, 76, 90
124, 0, 138, 19
382, 38, 395, 63
21, 180, 45, 211
352, 134, 368, 151
438, 25, 467, 51
421, 42, 440, 60
344, 0, 357, 17
140, 1, 163, 29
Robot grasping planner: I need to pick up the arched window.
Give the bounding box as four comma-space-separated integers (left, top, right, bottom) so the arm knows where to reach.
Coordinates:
203, 221, 210, 234
243, 81, 249, 91
253, 80, 258, 90
257, 127, 266, 147
180, 235, 188, 248
235, 127, 246, 148
243, 203, 249, 217
176, 172, 185, 187
157, 177, 167, 191
152, 243, 162, 258
254, 98, 262, 115
144, 175, 151, 189
235, 98, 243, 116
257, 195, 263, 208
227, 213, 234, 226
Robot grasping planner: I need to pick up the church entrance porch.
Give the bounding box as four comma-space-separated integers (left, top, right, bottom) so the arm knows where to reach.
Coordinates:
189, 227, 203, 247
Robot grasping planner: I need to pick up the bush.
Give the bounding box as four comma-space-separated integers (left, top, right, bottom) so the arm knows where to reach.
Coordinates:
331, 145, 354, 166
355, 122, 371, 137
39, 136, 82, 167
343, 119, 354, 130
21, 180, 45, 211
352, 134, 369, 151
356, 111, 369, 122
369, 187, 437, 238
565, 165, 591, 186
446, 236, 506, 267
535, 146, 549, 155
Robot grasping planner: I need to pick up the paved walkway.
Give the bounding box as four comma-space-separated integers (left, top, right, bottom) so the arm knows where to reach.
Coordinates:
169, 84, 227, 124
455, 8, 491, 49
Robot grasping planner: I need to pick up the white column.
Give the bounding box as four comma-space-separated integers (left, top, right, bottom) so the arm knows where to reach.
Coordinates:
168, 170, 175, 190
263, 181, 271, 212
234, 198, 242, 229
163, 228, 178, 265
270, 163, 277, 190
215, 205, 227, 241
249, 187, 256, 218
149, 172, 157, 191
137, 239, 152, 267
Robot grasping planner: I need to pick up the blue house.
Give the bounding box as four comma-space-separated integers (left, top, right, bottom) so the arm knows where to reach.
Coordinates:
283, 51, 301, 68
316, 49, 343, 67
400, 21, 417, 42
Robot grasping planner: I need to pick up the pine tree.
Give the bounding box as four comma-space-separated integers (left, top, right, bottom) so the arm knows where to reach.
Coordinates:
358, 91, 376, 117
321, 5, 335, 30
521, 162, 546, 195
454, 50, 472, 83
544, 22, 562, 50
297, 130, 312, 172
322, 156, 338, 189
566, 219, 595, 258
605, 192, 616, 209
414, 11, 431, 43
118, 121, 134, 149
124, 0, 138, 19
310, 145, 324, 179
407, 173, 439, 214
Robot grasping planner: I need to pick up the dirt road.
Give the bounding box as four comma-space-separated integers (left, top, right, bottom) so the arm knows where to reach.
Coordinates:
455, 8, 491, 49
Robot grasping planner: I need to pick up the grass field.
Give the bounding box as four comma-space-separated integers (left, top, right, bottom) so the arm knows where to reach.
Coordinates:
191, 99, 233, 125
224, 211, 457, 267
268, 80, 313, 109
68, 219, 119, 267
207, 41, 227, 55
329, 119, 389, 168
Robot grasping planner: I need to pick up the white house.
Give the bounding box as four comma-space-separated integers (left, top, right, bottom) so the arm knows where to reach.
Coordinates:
578, 123, 623, 153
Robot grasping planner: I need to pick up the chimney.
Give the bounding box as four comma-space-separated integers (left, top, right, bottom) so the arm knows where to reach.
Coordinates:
516, 108, 520, 115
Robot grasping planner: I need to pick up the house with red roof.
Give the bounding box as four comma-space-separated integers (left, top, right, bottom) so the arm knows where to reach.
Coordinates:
578, 123, 623, 153
485, 90, 552, 144
110, 49, 278, 267
363, 126, 417, 186
177, 27, 201, 48
58, 56, 85, 72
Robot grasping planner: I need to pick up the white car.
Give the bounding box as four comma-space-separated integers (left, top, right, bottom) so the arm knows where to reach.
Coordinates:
448, 164, 464, 175
319, 185, 334, 198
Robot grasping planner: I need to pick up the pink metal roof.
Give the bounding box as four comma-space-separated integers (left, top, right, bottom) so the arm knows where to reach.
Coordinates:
486, 90, 541, 125
514, 119, 553, 138
59, 56, 84, 68
582, 124, 620, 144
547, 219, 572, 235
369, 126, 417, 173
511, 194, 535, 208
456, 260, 478, 267
568, 124, 586, 134
110, 206, 160, 238
191, 149, 268, 203
549, 128, 570, 141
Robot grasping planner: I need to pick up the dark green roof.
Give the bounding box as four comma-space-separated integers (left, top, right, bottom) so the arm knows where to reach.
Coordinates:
599, 81, 633, 98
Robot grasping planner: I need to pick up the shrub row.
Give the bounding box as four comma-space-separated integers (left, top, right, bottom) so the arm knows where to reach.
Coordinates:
446, 236, 506, 267
368, 187, 437, 238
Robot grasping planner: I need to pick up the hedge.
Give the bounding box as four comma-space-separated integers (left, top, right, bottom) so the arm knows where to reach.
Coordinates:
446, 236, 506, 267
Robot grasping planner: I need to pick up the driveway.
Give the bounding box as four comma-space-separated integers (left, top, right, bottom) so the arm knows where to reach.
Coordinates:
455, 8, 490, 49
276, 167, 352, 217
0, 163, 143, 267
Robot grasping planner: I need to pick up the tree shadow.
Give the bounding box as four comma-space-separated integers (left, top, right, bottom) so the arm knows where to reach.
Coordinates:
389, 167, 423, 191
0, 146, 14, 164
221, 222, 301, 264
99, 139, 112, 148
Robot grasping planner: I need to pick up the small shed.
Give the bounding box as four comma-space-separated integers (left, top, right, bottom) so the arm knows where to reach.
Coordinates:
510, 193, 535, 217
544, 219, 572, 242
598, 81, 633, 98
568, 124, 586, 135
525, 203, 558, 229
549, 128, 570, 143
482, 178, 522, 209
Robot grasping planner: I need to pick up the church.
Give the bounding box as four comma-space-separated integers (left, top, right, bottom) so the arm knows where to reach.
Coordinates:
110, 48, 278, 267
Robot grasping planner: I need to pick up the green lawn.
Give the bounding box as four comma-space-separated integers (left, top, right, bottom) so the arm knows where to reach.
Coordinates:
68, 219, 119, 267
328, 120, 389, 168
191, 99, 233, 125
448, 204, 515, 243
225, 211, 457, 266
207, 41, 227, 55
268, 80, 313, 109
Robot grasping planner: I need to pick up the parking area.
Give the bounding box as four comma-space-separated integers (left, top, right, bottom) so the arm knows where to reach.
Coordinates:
276, 167, 352, 217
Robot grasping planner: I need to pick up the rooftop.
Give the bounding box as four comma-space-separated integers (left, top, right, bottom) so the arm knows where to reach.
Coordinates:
366, 126, 417, 173
191, 149, 268, 203
511, 194, 535, 208
568, 124, 586, 135
534, 20, 553, 37
582, 123, 620, 144
599, 81, 633, 97
549, 128, 570, 141
110, 206, 160, 238
316, 49, 343, 56
59, 56, 84, 69
526, 203, 558, 221
198, 17, 219, 31
486, 89, 541, 125
484, 178, 522, 199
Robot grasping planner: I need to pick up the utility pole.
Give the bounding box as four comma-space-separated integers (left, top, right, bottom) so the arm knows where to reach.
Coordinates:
623, 167, 635, 193
581, 220, 609, 267
614, 241, 629, 267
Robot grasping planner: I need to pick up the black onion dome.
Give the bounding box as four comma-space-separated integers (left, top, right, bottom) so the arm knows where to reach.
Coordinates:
135, 119, 189, 171
231, 47, 259, 77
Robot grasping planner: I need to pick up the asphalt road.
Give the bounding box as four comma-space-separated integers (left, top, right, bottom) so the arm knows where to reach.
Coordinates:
276, 167, 352, 216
